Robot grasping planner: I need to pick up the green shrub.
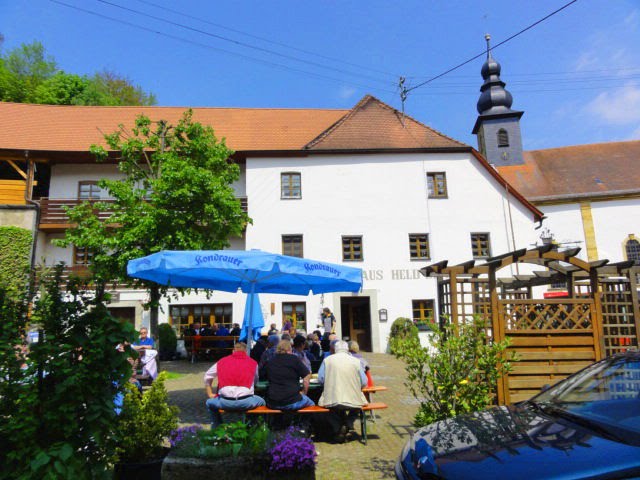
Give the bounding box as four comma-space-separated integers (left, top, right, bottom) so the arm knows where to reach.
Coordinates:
1, 265, 136, 479
0, 226, 32, 296
388, 317, 418, 356
158, 323, 177, 359
116, 371, 179, 463
395, 315, 515, 427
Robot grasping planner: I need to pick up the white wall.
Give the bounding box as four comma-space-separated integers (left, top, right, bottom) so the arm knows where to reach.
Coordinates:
538, 203, 587, 260
591, 198, 640, 262
244, 152, 539, 351
49, 164, 122, 198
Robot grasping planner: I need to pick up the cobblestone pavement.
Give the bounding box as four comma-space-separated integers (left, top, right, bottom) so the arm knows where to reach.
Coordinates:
162, 353, 418, 480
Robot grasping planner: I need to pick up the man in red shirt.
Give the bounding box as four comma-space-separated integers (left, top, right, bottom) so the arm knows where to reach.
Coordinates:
204, 342, 265, 428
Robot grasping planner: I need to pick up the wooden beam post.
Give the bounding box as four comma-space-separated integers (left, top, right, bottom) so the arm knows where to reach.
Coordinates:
489, 266, 507, 405
449, 273, 458, 325
589, 269, 604, 361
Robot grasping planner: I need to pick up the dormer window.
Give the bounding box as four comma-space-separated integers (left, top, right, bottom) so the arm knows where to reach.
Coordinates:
497, 129, 509, 148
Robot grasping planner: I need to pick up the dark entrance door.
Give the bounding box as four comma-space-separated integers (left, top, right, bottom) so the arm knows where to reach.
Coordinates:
340, 297, 372, 352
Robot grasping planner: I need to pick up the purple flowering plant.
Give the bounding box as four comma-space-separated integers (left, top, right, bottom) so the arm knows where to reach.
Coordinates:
268, 426, 317, 472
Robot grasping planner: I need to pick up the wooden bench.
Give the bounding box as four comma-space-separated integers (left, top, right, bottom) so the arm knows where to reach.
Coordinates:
220, 402, 388, 444
184, 335, 239, 362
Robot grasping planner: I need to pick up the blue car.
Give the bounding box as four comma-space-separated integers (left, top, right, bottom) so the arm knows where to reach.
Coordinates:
396, 351, 640, 479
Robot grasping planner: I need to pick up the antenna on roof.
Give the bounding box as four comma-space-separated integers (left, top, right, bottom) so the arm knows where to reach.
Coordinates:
398, 76, 407, 127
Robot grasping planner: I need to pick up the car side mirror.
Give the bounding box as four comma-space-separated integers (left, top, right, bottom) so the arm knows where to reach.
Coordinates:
540, 384, 551, 393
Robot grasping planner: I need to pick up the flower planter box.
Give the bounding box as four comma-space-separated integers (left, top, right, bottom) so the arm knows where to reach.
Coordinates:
162, 452, 315, 480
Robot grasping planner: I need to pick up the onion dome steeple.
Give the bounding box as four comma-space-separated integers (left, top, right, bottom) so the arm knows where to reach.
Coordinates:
472, 34, 525, 167
477, 34, 515, 115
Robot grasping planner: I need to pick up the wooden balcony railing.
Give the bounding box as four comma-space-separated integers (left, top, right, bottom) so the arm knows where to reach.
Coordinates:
39, 196, 248, 229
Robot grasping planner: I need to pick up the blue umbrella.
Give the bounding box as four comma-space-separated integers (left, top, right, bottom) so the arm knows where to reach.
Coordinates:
240, 292, 264, 343
127, 249, 363, 348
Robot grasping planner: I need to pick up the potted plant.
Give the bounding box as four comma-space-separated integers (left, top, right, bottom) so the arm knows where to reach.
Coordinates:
158, 323, 178, 360
114, 371, 179, 480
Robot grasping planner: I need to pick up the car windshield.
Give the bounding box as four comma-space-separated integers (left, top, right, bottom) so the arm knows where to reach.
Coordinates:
531, 354, 640, 438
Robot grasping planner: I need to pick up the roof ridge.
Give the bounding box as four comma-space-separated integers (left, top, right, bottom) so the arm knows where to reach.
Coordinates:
303, 95, 374, 149
526, 139, 640, 153
304, 94, 468, 149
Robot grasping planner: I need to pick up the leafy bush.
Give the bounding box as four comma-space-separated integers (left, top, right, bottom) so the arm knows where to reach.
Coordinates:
116, 371, 179, 463
394, 315, 515, 427
0, 265, 136, 479
388, 317, 419, 355
0, 226, 32, 297
158, 323, 177, 360
171, 421, 270, 459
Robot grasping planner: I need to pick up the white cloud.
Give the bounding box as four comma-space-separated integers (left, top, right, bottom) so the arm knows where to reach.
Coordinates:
338, 86, 357, 99
584, 83, 640, 125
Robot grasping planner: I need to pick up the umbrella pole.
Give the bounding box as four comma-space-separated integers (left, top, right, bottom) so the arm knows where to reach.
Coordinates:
247, 283, 255, 351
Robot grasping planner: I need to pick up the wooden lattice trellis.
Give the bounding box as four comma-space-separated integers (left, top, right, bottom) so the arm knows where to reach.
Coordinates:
421, 245, 639, 405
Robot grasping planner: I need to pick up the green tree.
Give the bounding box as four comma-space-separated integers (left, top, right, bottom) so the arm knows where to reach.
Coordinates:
58, 111, 249, 336
394, 316, 515, 427
33, 71, 89, 105
88, 69, 157, 106
0, 40, 156, 106
0, 41, 56, 102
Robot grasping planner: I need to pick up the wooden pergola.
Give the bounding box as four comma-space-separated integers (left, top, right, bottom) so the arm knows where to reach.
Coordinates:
420, 244, 640, 404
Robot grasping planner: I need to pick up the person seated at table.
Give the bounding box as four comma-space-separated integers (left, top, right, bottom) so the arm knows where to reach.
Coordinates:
348, 340, 369, 372
318, 340, 368, 443
184, 322, 202, 336
204, 342, 265, 428
308, 333, 321, 360
211, 323, 228, 349
262, 339, 314, 410
258, 334, 280, 379
292, 334, 313, 372
229, 323, 241, 336
200, 322, 214, 336
250, 335, 269, 362
132, 327, 158, 381
322, 335, 338, 360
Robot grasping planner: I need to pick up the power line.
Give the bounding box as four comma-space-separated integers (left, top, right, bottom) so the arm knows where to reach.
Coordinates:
93, 0, 393, 86
49, 0, 397, 95
401, 0, 580, 102
132, 0, 400, 79
405, 66, 640, 80
411, 82, 640, 96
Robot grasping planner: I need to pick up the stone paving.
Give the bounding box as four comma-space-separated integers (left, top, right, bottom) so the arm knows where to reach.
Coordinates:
162, 353, 418, 480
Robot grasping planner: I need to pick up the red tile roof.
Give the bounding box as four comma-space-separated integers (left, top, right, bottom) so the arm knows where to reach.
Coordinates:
0, 102, 348, 152
306, 95, 467, 150
498, 140, 640, 201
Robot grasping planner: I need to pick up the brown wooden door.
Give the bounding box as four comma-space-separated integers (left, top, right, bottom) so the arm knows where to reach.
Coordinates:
340, 297, 372, 351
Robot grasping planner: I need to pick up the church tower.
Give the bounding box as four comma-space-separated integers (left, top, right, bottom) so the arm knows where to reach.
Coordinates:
472, 34, 524, 166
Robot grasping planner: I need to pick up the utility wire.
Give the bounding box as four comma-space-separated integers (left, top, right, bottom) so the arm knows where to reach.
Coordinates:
49, 0, 397, 94
402, 0, 579, 96
94, 0, 393, 86
133, 0, 400, 79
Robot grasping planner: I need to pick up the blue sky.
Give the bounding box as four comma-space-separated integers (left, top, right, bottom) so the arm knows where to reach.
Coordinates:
1, 0, 639, 150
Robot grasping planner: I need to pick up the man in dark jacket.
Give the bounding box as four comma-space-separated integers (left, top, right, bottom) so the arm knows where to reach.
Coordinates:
262, 339, 314, 410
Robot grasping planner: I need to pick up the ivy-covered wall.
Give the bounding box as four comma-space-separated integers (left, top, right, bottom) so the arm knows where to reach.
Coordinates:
0, 226, 32, 293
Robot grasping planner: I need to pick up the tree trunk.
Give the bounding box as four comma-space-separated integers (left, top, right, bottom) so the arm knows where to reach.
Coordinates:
149, 285, 161, 339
